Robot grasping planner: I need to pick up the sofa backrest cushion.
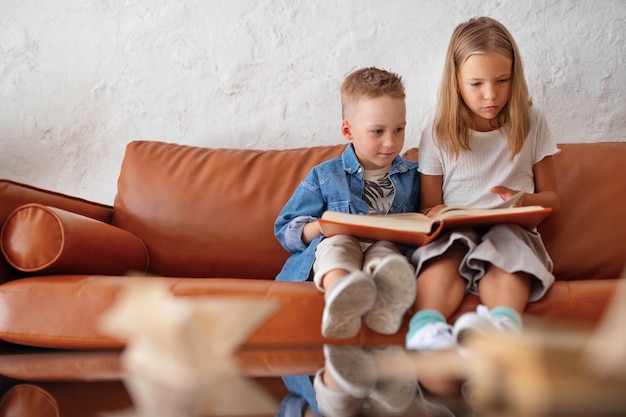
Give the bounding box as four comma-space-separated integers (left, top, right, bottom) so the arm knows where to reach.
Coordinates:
112, 141, 351, 279
538, 142, 626, 281
112, 140, 626, 281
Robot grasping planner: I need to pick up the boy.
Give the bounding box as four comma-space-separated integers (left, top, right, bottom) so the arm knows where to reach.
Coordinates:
274, 67, 419, 339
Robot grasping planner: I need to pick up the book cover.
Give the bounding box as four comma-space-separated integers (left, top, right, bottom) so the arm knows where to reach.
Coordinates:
318, 197, 552, 247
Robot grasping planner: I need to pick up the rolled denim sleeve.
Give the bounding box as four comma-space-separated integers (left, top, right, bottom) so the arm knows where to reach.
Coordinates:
284, 215, 316, 252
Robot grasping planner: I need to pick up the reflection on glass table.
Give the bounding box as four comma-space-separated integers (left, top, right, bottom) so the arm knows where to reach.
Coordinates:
1, 325, 625, 417
0, 344, 468, 417
281, 344, 467, 417
1, 279, 624, 416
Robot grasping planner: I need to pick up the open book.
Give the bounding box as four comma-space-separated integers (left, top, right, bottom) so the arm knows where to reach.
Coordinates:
318, 191, 552, 247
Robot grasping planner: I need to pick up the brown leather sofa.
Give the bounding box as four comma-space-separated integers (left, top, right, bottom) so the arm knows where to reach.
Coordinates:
0, 140, 624, 351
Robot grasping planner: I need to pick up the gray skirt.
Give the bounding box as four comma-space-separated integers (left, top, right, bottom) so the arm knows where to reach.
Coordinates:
410, 224, 554, 302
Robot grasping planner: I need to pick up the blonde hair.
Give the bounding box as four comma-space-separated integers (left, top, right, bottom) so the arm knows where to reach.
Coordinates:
434, 16, 531, 158
340, 67, 405, 119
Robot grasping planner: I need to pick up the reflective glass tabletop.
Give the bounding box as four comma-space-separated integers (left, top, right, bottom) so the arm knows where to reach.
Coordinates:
0, 343, 470, 417
0, 329, 624, 417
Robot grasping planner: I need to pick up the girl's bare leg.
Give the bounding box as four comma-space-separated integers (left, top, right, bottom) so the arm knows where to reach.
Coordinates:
478, 266, 531, 314
415, 242, 467, 318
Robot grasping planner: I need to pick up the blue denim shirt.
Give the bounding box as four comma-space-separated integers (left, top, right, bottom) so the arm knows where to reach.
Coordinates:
274, 144, 419, 282
276, 375, 321, 417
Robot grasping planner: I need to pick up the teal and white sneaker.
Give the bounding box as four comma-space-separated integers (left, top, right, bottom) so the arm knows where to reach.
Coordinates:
406, 310, 456, 352
322, 271, 377, 339
453, 304, 522, 345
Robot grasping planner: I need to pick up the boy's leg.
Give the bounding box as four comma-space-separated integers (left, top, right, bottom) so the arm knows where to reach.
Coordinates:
362, 241, 416, 334
323, 345, 417, 415
313, 368, 364, 417
368, 345, 418, 413
323, 345, 377, 397
313, 235, 363, 291
313, 235, 376, 338
321, 271, 376, 338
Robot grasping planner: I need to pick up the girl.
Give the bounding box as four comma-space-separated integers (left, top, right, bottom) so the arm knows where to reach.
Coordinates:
406, 16, 560, 351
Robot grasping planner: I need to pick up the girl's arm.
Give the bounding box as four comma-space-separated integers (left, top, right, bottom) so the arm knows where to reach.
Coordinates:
419, 173, 446, 218
491, 155, 560, 213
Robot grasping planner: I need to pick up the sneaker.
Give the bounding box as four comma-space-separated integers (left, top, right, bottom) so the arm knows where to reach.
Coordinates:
313, 368, 365, 416
324, 345, 418, 413
364, 254, 416, 335
370, 377, 417, 414
369, 346, 418, 413
406, 322, 456, 352
323, 345, 377, 398
452, 305, 521, 345
322, 271, 377, 339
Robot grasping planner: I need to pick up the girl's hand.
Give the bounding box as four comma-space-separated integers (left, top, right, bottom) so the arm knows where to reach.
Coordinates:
490, 186, 525, 207
423, 204, 447, 219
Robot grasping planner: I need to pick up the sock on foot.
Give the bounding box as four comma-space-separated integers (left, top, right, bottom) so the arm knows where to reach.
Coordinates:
407, 309, 446, 340
490, 306, 523, 331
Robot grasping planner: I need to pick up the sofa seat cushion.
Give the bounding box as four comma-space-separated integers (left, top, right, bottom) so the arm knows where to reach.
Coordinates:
0, 275, 617, 349
1, 204, 148, 275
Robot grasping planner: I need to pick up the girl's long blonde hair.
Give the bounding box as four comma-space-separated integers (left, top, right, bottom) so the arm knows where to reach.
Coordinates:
434, 16, 531, 159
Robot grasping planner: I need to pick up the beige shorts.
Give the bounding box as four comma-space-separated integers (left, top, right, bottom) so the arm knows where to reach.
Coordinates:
312, 235, 401, 291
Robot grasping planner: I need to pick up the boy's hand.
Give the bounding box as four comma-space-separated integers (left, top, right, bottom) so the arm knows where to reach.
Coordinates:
302, 220, 323, 244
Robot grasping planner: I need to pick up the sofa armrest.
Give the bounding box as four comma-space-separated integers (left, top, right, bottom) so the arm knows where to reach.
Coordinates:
0, 180, 114, 282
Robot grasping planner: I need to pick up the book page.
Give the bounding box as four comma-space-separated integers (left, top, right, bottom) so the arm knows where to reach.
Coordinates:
318, 210, 441, 246
435, 190, 528, 220
487, 190, 525, 209
319, 211, 433, 234
317, 197, 551, 247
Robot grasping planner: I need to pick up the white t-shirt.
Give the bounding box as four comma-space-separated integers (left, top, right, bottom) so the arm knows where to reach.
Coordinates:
418, 107, 559, 208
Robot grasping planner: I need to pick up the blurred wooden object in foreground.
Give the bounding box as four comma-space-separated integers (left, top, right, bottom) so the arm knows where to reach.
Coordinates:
465, 277, 626, 417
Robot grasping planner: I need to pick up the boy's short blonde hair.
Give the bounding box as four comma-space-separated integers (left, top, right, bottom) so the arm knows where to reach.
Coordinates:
340, 67, 405, 118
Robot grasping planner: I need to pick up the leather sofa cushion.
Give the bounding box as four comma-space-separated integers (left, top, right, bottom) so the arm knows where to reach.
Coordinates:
112, 141, 349, 279
0, 384, 59, 417
538, 143, 626, 281
0, 179, 114, 283
1, 204, 148, 275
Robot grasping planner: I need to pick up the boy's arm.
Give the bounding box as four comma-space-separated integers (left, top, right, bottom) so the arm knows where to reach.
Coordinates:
277, 215, 319, 252
274, 173, 326, 253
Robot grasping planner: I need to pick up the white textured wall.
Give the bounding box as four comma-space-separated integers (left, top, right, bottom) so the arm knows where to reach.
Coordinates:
1, 0, 625, 204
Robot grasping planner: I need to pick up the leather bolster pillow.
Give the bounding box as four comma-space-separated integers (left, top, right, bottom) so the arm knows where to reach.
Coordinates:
1, 203, 149, 275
